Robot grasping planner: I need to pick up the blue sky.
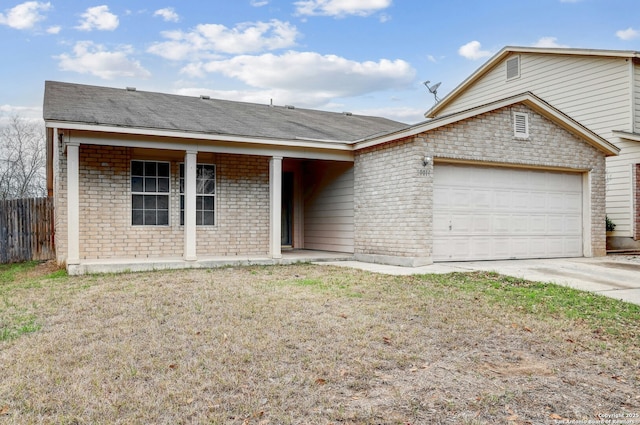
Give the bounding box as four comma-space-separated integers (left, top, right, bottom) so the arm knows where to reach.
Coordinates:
1, 0, 639, 126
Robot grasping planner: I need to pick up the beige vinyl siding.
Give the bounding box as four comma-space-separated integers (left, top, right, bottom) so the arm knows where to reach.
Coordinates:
439, 54, 632, 139
635, 61, 640, 132
303, 162, 354, 253
437, 53, 635, 235
607, 140, 640, 235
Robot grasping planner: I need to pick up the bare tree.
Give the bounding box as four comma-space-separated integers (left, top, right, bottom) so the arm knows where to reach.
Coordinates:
0, 115, 47, 200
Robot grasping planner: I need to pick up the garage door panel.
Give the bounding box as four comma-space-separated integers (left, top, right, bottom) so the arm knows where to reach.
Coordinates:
471, 215, 492, 233
433, 164, 583, 262
452, 189, 472, 208
433, 213, 450, 233
493, 215, 511, 233
511, 215, 530, 233
471, 190, 492, 209
529, 193, 547, 210
563, 193, 582, 211
547, 215, 565, 233
564, 237, 583, 256
565, 216, 582, 233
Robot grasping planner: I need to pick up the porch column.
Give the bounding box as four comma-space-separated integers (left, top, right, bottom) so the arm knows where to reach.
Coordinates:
269, 156, 283, 259
184, 150, 197, 261
66, 141, 80, 265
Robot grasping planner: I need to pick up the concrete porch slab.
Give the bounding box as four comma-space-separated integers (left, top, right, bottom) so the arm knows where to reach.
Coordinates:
68, 250, 354, 275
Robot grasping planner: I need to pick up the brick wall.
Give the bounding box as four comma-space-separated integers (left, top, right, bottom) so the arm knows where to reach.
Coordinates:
354, 137, 432, 265
354, 103, 608, 264
55, 143, 270, 262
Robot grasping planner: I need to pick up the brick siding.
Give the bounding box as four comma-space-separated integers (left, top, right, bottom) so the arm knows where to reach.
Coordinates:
55, 144, 270, 262
354, 104, 607, 264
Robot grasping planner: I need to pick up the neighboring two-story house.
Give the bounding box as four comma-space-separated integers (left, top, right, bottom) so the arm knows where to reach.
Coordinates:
426, 46, 640, 250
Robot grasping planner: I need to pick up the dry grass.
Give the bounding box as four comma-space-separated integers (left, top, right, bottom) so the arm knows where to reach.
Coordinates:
1, 263, 639, 424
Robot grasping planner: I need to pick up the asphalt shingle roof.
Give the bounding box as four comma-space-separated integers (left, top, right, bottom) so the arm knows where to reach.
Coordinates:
44, 81, 408, 142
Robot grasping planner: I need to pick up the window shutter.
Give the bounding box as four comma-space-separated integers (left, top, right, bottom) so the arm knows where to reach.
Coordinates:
514, 112, 529, 138
506, 56, 520, 80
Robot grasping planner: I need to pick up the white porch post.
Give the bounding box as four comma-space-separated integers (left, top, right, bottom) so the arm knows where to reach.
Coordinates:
184, 150, 198, 261
269, 156, 283, 259
66, 141, 80, 265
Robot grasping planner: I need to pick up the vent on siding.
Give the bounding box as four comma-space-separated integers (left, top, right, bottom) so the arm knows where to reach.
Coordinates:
513, 112, 529, 138
506, 56, 520, 80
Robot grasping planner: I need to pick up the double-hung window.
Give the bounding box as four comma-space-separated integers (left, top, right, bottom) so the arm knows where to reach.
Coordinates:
180, 164, 216, 226
131, 160, 170, 226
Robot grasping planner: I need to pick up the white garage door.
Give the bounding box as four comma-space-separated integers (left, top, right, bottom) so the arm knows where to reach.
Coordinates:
433, 164, 583, 262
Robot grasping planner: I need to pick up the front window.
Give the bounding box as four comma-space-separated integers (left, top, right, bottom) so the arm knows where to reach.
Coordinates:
180, 164, 216, 226
131, 160, 170, 226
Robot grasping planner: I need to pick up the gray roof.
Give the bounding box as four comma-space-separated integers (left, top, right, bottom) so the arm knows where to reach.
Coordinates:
44, 81, 408, 142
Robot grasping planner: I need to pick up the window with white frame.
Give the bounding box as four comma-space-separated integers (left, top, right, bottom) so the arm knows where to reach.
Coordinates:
131, 160, 170, 226
180, 163, 216, 226
513, 112, 529, 138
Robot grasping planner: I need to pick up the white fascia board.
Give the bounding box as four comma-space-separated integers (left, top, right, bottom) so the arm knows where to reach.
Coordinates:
45, 121, 353, 152
357, 93, 620, 157
356, 93, 534, 150
612, 130, 640, 142
69, 131, 354, 162
521, 96, 620, 157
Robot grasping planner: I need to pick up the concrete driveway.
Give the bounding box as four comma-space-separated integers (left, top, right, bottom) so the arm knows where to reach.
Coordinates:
320, 255, 640, 305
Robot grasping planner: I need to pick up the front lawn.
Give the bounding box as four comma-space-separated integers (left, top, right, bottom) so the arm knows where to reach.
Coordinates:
1, 262, 639, 424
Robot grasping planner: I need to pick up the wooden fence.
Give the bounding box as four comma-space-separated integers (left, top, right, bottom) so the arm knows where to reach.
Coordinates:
0, 197, 55, 264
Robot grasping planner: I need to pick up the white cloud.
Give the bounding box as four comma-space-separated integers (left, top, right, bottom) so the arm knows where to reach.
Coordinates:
616, 27, 639, 40
181, 51, 415, 100
532, 37, 569, 48
76, 5, 119, 31
0, 105, 42, 125
0, 1, 51, 30
250, 0, 269, 6
55, 41, 151, 80
355, 106, 423, 124
458, 41, 492, 60
46, 25, 60, 34
148, 19, 299, 59
153, 7, 179, 22
294, 0, 392, 17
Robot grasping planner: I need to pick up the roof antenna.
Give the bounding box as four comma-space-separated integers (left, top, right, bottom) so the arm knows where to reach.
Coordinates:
423, 80, 441, 103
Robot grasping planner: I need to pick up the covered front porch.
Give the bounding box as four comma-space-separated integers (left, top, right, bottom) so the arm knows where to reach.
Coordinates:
66, 249, 354, 275
56, 129, 356, 275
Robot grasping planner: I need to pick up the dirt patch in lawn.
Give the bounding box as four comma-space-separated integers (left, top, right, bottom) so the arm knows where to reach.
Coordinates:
0, 264, 639, 424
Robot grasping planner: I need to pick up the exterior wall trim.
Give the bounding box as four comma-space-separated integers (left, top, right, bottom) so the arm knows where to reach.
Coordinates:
68, 131, 353, 162
355, 93, 619, 157
45, 121, 353, 152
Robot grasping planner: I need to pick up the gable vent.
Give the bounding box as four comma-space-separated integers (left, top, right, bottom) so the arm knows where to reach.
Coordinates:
513, 112, 529, 138
506, 56, 520, 80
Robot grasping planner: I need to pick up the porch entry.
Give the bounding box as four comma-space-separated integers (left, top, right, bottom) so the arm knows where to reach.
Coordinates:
281, 171, 294, 247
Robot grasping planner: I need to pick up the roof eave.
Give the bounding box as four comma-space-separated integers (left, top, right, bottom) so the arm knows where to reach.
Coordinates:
612, 130, 640, 143
357, 92, 619, 157
426, 46, 640, 119
45, 120, 354, 152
